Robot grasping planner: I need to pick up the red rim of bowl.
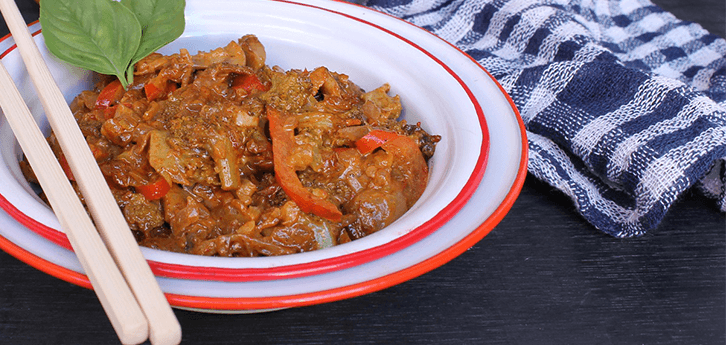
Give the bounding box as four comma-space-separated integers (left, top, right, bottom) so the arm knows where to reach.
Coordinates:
0, 1, 489, 282
0, 2, 529, 310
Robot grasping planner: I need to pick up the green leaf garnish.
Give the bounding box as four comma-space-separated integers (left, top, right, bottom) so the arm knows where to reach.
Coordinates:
120, 0, 186, 85
40, 0, 186, 89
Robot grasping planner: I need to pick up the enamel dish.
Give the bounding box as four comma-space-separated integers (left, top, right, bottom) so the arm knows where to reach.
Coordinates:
0, 0, 527, 312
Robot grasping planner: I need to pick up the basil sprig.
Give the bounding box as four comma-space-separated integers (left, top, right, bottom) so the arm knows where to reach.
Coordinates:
40, 0, 186, 89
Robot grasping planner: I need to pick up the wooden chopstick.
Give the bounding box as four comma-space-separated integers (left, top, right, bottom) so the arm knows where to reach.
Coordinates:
0, 1, 182, 344
0, 53, 149, 345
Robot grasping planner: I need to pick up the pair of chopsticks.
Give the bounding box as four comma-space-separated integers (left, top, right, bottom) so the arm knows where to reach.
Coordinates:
0, 1, 181, 344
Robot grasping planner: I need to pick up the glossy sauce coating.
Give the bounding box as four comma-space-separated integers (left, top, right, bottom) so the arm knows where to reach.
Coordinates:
25, 35, 440, 256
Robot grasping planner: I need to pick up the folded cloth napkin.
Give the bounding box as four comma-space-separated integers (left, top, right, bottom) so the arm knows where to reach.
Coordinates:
364, 0, 726, 237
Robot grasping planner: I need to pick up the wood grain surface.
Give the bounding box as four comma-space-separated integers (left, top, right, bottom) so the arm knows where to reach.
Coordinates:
0, 0, 723, 344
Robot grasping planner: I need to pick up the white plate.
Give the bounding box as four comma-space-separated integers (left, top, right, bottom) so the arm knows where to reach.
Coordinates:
0, 0, 527, 312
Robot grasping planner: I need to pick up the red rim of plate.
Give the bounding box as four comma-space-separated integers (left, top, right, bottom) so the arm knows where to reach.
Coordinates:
0, 66, 527, 310
0, 3, 528, 310
0, 2, 490, 282
0, 60, 526, 310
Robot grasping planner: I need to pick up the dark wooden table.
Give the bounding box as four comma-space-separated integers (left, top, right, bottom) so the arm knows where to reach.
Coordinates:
1, 0, 724, 344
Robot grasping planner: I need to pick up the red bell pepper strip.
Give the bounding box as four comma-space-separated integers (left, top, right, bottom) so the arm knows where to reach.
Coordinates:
144, 80, 177, 101
144, 83, 161, 101
354, 129, 401, 154
136, 177, 171, 200
232, 74, 269, 93
58, 153, 75, 181
95, 79, 124, 109
267, 107, 342, 221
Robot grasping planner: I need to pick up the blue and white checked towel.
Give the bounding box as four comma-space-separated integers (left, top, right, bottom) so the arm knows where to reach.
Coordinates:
365, 0, 726, 237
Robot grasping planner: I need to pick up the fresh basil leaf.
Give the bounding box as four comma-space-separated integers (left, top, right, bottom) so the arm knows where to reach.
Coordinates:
121, 0, 186, 83
40, 0, 142, 88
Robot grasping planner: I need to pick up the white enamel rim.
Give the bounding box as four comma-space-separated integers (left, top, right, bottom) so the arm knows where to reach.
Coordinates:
0, 0, 527, 312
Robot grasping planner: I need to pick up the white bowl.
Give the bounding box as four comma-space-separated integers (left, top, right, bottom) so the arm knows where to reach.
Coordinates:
0, 0, 526, 312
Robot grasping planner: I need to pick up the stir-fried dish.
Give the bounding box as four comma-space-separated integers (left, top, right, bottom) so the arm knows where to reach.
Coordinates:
23, 35, 440, 256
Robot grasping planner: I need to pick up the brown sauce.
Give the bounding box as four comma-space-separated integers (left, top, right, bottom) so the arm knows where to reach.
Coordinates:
23, 35, 440, 257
